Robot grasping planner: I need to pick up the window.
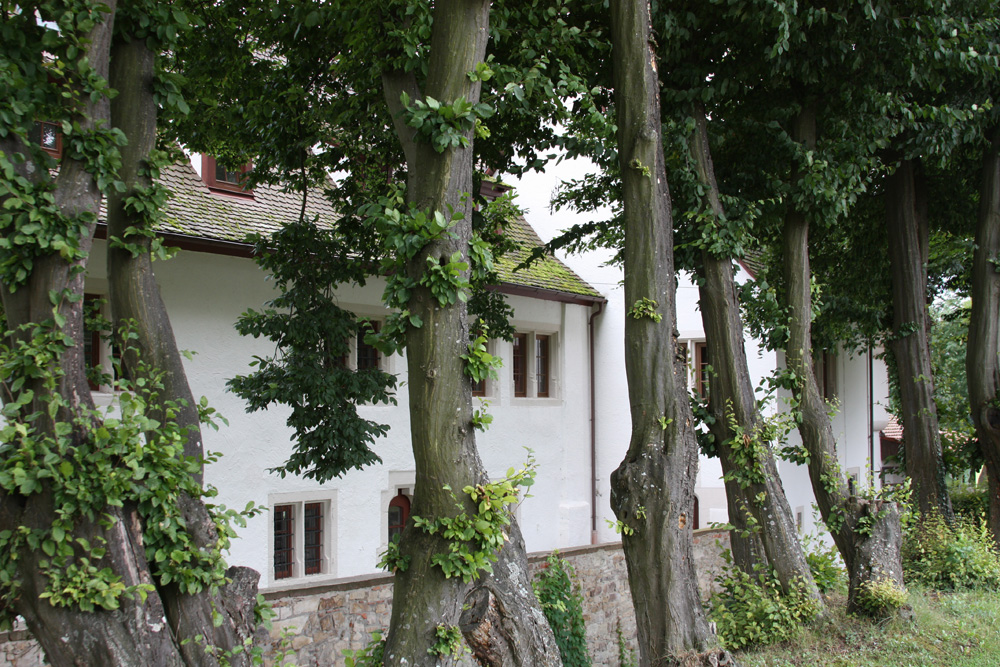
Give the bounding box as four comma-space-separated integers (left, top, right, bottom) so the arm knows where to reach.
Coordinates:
694, 341, 709, 398
83, 294, 103, 391
270, 498, 332, 582
201, 155, 253, 196
31, 121, 62, 158
693, 495, 700, 530
511, 331, 557, 399
816, 350, 837, 401
356, 322, 381, 371
512, 333, 528, 397
388, 490, 411, 542
535, 335, 550, 398
273, 505, 294, 580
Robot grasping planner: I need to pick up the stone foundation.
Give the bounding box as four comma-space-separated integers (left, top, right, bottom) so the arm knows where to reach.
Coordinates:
0, 530, 730, 666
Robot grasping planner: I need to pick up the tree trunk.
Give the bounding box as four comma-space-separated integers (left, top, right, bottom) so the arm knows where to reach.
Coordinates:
107, 34, 205, 474
967, 126, 1000, 548
608, 3, 732, 665
885, 159, 953, 521
782, 107, 903, 617
106, 35, 259, 665
380, 2, 558, 664
688, 106, 821, 604
1, 5, 248, 664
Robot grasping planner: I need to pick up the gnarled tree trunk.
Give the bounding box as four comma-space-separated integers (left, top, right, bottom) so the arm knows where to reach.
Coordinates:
968, 126, 1000, 548
608, 3, 733, 665
106, 34, 259, 665
782, 107, 903, 617
1, 4, 252, 664
885, 158, 953, 521
688, 106, 821, 605
380, 2, 558, 664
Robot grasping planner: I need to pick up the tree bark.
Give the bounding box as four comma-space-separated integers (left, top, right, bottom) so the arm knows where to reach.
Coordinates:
0, 5, 199, 664
967, 126, 1000, 548
106, 35, 205, 475
0, 8, 260, 664
608, 4, 732, 665
107, 33, 260, 667
885, 159, 953, 521
380, 2, 558, 664
688, 107, 821, 605
782, 106, 903, 617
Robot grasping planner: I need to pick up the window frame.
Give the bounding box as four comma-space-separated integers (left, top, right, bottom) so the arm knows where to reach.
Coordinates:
510, 330, 559, 400
32, 120, 62, 158
387, 490, 411, 542
268, 493, 336, 586
201, 154, 253, 197
694, 341, 709, 399
381, 472, 415, 549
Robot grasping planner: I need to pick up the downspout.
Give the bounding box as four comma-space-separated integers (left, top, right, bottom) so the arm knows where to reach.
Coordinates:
868, 345, 876, 486
589, 300, 605, 544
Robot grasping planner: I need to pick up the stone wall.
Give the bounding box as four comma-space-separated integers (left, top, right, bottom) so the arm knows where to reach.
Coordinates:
0, 530, 730, 666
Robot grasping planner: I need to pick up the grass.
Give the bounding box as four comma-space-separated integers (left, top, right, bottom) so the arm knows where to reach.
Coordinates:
735, 587, 1000, 667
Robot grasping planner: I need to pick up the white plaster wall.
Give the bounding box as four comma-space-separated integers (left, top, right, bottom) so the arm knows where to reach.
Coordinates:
510, 162, 783, 538
85, 239, 599, 588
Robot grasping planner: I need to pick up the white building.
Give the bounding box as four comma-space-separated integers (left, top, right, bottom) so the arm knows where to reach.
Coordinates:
83, 155, 892, 593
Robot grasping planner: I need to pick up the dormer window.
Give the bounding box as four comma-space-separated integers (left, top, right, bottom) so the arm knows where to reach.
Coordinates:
201, 154, 253, 197
31, 121, 62, 158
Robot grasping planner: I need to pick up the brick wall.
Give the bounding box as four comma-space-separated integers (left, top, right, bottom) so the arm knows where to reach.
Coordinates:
0, 529, 730, 666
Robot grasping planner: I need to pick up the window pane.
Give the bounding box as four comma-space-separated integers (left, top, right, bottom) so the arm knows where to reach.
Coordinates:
215, 162, 241, 185
535, 335, 549, 398
696, 342, 709, 398
273, 505, 294, 579
303, 503, 323, 575
512, 334, 527, 397
357, 323, 380, 371
472, 377, 486, 397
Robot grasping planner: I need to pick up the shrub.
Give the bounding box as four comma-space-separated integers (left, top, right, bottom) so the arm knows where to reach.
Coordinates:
950, 483, 989, 522
533, 552, 591, 666
902, 513, 1000, 589
802, 534, 846, 594
853, 577, 909, 618
709, 551, 820, 651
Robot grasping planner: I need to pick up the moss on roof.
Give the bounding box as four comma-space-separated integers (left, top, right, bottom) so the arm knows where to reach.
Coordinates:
496, 216, 602, 299
153, 162, 601, 300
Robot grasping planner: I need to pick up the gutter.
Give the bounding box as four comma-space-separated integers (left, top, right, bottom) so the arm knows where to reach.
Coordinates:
588, 299, 605, 543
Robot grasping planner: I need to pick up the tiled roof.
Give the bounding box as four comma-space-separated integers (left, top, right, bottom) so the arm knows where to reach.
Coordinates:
157, 162, 334, 243
151, 162, 602, 301
497, 215, 603, 300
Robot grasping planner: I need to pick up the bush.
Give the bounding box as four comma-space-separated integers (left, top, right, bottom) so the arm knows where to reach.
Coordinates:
802, 534, 846, 594
902, 514, 1000, 589
853, 577, 909, 618
533, 552, 591, 666
709, 552, 820, 651
950, 483, 989, 522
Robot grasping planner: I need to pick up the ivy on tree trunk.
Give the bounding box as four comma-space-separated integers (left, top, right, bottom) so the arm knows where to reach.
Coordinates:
782, 106, 904, 618
688, 106, 821, 606
608, 2, 733, 665
379, 2, 558, 664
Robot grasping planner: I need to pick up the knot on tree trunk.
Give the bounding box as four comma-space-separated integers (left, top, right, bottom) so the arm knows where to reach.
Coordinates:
460, 585, 514, 666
